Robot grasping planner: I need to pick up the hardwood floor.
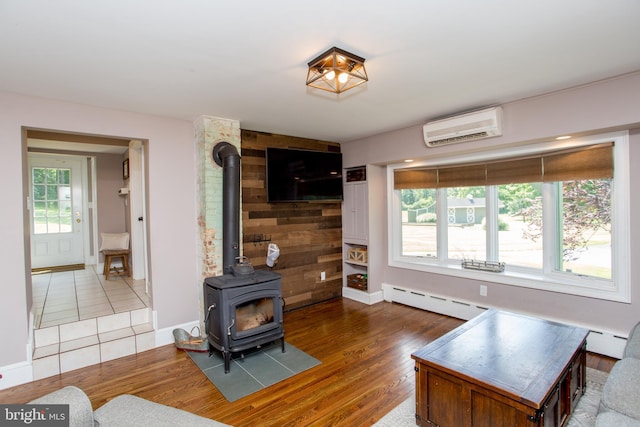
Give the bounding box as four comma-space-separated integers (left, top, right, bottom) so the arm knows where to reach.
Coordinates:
0, 298, 617, 426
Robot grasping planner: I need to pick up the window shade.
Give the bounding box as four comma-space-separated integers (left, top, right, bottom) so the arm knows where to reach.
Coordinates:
486, 157, 542, 185
543, 144, 614, 182
394, 142, 613, 189
394, 169, 438, 189
437, 164, 486, 187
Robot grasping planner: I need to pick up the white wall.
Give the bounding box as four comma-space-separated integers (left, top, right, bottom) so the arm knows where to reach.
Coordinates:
341, 72, 640, 337
0, 91, 199, 371
2, 72, 639, 384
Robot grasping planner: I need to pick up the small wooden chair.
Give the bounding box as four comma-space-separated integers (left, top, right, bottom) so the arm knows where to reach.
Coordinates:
100, 233, 131, 280
102, 249, 131, 280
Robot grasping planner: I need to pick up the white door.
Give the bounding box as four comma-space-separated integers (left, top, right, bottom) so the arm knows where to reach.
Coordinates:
342, 181, 368, 244
29, 153, 86, 269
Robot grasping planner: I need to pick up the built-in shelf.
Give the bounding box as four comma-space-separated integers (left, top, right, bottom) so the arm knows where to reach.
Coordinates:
341, 164, 387, 305
345, 260, 367, 267
343, 166, 369, 293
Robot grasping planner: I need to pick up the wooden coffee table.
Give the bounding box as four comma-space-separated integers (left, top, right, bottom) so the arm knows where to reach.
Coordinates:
411, 309, 588, 427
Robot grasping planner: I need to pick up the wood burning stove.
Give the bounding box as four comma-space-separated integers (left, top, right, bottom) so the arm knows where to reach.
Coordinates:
203, 141, 285, 373
204, 270, 284, 373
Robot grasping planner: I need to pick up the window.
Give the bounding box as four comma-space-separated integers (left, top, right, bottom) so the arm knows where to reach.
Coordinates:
32, 167, 73, 234
389, 132, 630, 302
557, 179, 612, 279
446, 186, 486, 261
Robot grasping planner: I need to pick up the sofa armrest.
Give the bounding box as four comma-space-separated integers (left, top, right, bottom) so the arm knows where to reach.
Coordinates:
596, 411, 640, 426
28, 386, 94, 427
94, 394, 229, 426
600, 358, 640, 421
623, 321, 640, 359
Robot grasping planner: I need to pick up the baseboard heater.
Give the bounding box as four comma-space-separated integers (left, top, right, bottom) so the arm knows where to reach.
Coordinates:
382, 283, 627, 359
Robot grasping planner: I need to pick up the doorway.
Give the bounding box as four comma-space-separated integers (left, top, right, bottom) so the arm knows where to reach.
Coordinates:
24, 129, 151, 328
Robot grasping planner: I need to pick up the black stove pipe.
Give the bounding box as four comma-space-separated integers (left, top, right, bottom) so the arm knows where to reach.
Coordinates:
212, 142, 240, 275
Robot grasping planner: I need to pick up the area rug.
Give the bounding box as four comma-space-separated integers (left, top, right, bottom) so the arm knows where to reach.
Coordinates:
373, 367, 608, 427
186, 340, 321, 402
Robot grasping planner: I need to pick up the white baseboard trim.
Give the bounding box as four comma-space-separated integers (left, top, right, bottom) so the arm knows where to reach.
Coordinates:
382, 284, 488, 320
3, 290, 624, 391
382, 283, 627, 359
0, 316, 202, 391
585, 330, 628, 359
154, 320, 201, 348
0, 361, 33, 391
342, 287, 384, 305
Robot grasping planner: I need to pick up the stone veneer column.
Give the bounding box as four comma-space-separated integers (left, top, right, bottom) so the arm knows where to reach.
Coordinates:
194, 116, 241, 322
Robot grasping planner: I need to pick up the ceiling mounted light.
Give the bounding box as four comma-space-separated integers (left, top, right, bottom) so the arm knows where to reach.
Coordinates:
306, 46, 368, 94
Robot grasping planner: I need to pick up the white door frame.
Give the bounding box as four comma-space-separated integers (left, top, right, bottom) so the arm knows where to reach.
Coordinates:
88, 156, 98, 266
128, 140, 149, 285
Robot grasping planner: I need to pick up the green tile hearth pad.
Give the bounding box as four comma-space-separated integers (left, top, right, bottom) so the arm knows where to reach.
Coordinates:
186, 341, 321, 402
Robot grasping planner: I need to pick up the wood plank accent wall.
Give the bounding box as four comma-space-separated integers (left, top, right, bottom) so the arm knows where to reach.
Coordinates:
241, 130, 343, 311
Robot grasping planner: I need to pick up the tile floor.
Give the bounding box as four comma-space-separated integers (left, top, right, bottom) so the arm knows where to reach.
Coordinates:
32, 266, 150, 329
187, 341, 321, 402
31, 267, 155, 380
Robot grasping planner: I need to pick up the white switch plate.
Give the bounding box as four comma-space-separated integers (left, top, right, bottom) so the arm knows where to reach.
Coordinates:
480, 285, 487, 297
320, 271, 326, 281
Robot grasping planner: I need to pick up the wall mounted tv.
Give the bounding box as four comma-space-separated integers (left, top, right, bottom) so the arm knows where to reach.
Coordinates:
265, 147, 343, 203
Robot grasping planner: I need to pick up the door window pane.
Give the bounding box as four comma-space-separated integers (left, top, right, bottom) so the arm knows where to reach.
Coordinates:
45, 168, 57, 184
58, 168, 70, 185
33, 184, 45, 200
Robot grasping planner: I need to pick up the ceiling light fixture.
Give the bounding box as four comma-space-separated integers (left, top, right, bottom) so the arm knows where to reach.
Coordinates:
306, 46, 368, 94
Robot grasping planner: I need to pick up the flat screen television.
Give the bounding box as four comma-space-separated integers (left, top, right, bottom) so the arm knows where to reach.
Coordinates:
265, 147, 343, 202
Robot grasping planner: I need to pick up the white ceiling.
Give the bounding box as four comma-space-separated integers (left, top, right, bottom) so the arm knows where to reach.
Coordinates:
2, 1, 640, 143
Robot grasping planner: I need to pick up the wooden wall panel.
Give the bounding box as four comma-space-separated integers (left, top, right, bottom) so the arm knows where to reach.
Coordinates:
241, 130, 343, 311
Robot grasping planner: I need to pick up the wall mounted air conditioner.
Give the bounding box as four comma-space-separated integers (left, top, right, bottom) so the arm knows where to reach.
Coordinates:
423, 106, 503, 147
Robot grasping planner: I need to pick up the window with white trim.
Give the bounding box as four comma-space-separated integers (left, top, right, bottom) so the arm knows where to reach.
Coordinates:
388, 132, 630, 302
